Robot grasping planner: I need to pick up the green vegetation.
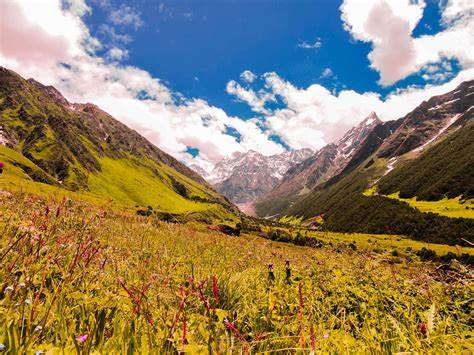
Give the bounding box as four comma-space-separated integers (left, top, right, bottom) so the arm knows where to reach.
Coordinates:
0, 67, 234, 221
378, 121, 474, 200
0, 191, 472, 353
283, 158, 474, 246
278, 215, 304, 226
364, 186, 474, 219
386, 192, 474, 219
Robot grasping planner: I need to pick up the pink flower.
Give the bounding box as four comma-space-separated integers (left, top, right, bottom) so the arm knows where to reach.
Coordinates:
76, 333, 88, 343
323, 333, 329, 339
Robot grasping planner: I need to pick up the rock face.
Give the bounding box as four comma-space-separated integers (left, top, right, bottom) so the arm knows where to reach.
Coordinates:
206, 148, 313, 204
255, 112, 382, 213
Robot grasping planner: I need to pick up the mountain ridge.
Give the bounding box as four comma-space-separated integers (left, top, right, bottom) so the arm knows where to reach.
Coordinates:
0, 66, 234, 217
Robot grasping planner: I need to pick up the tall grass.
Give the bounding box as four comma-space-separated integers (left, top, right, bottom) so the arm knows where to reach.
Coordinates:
0, 191, 472, 353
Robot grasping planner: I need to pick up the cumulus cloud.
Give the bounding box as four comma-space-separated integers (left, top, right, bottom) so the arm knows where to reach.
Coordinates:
297, 38, 322, 49
0, 0, 283, 174
106, 47, 128, 61
340, 0, 474, 85
226, 80, 275, 115
227, 68, 474, 150
109, 4, 143, 29
240, 70, 257, 83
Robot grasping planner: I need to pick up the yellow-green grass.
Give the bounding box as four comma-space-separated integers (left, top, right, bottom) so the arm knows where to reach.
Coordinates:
0, 146, 234, 221
0, 191, 472, 353
386, 192, 474, 219
363, 186, 474, 219
309, 230, 474, 257
278, 215, 304, 225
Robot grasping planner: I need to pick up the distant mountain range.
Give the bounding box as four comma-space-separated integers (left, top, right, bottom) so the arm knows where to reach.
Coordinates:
197, 148, 313, 206
0, 67, 234, 217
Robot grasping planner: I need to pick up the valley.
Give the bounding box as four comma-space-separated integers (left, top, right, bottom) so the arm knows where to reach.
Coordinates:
0, 68, 472, 353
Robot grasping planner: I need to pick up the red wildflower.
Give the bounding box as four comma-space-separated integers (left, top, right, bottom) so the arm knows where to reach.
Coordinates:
223, 319, 246, 343
212, 275, 220, 306
419, 322, 427, 336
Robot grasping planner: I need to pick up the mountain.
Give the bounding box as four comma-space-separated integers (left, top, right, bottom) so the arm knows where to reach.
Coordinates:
204, 148, 313, 206
255, 112, 382, 216
0, 67, 234, 217
260, 80, 474, 245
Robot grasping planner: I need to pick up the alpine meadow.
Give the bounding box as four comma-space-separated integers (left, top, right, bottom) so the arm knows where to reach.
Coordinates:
0, 0, 473, 354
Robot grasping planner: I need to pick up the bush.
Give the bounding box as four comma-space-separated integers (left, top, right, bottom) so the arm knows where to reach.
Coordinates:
416, 247, 437, 261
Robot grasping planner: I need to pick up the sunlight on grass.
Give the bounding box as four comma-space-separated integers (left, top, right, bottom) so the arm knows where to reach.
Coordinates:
387, 192, 474, 219
0, 191, 472, 353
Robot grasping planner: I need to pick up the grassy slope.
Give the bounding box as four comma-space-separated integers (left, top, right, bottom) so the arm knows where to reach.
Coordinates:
363, 186, 474, 219
0, 68, 235, 221
0, 145, 235, 221
378, 120, 474, 200
0, 191, 472, 353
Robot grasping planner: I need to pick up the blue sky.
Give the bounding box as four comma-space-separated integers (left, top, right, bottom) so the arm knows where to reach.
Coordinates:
84, 0, 450, 118
1, 0, 472, 172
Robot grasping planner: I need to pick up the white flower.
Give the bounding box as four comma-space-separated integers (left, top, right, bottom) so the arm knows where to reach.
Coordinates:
0, 343, 5, 350
25, 298, 32, 305
18, 283, 26, 288
4, 286, 13, 292
34, 326, 43, 332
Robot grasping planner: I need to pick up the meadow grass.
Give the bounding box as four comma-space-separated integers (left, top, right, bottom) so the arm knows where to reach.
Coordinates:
363, 186, 474, 219
0, 145, 234, 222
0, 190, 472, 353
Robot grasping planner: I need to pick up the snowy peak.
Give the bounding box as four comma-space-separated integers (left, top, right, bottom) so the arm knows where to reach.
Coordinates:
208, 148, 313, 204
336, 111, 381, 159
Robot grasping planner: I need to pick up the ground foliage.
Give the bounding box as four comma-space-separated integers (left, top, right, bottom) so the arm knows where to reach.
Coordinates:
0, 191, 472, 353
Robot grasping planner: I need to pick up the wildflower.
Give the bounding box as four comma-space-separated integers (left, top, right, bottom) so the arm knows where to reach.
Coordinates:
212, 275, 220, 306
35, 351, 44, 355
34, 325, 42, 332
0, 343, 5, 351
285, 259, 291, 284
323, 333, 329, 339
223, 319, 246, 343
4, 286, 13, 293
76, 333, 89, 343
18, 282, 26, 288
25, 298, 32, 305
419, 322, 427, 336
268, 263, 275, 284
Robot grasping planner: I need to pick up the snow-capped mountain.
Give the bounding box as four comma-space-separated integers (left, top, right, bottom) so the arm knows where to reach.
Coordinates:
258, 112, 382, 205
205, 148, 313, 204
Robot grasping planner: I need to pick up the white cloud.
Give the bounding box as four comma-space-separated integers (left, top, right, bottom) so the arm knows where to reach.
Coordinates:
320, 68, 333, 78
226, 80, 274, 115
240, 70, 257, 83
227, 68, 474, 150
106, 47, 128, 61
340, 0, 474, 85
0, 0, 283, 174
297, 38, 322, 49
109, 4, 143, 29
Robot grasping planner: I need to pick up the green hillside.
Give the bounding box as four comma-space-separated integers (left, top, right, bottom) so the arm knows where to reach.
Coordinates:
0, 67, 235, 220
378, 120, 474, 200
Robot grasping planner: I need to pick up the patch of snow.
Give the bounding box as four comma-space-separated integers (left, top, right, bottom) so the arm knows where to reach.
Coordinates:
466, 92, 474, 97
365, 117, 375, 126
384, 157, 398, 176
414, 113, 461, 153
442, 98, 460, 106
453, 90, 461, 95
